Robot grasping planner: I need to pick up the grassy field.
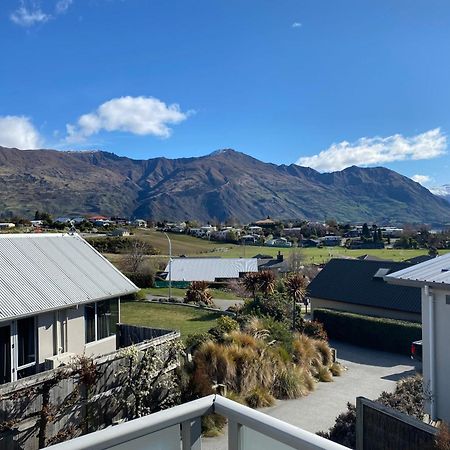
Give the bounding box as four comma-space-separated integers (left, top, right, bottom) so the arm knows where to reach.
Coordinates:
120, 301, 221, 338
132, 229, 450, 264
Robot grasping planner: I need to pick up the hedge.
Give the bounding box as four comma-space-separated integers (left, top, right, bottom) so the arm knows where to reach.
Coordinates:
313, 308, 422, 355
123, 272, 155, 288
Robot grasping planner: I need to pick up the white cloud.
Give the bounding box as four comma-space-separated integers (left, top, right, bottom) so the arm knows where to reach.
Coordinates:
297, 128, 447, 172
55, 0, 72, 14
0, 116, 42, 149
66, 96, 191, 142
10, 0, 73, 27
10, 3, 50, 27
292, 22, 302, 28
411, 174, 431, 185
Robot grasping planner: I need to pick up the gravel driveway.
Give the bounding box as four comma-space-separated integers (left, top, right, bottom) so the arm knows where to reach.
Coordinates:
202, 341, 416, 449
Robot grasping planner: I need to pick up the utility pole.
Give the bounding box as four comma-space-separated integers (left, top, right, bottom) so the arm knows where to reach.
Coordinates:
163, 232, 172, 300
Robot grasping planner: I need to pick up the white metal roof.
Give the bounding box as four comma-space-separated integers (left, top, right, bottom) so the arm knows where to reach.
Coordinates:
0, 233, 138, 322
165, 258, 258, 282
385, 253, 450, 289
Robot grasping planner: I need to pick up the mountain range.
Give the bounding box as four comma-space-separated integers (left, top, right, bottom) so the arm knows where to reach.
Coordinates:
1, 146, 450, 225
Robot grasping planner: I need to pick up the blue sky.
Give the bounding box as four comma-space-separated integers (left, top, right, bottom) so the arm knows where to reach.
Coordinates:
1, 0, 450, 187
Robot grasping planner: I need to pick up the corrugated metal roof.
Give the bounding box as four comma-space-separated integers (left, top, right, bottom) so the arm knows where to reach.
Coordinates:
165, 258, 258, 282
0, 233, 138, 322
386, 253, 450, 288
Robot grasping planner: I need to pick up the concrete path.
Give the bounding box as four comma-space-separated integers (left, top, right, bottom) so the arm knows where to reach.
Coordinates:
202, 341, 416, 449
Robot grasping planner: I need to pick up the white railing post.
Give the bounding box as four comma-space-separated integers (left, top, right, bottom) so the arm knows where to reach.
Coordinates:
181, 417, 202, 450
228, 420, 241, 450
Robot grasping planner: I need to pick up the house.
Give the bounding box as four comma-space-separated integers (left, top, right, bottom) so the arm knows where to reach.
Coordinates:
0, 233, 138, 385
30, 220, 43, 227
345, 239, 385, 249
386, 253, 450, 422
320, 235, 342, 247
257, 251, 290, 274
283, 227, 302, 238
164, 258, 258, 282
133, 219, 147, 228
301, 238, 320, 248
109, 228, 131, 237
309, 259, 421, 322
265, 237, 292, 248
247, 225, 263, 234
0, 223, 15, 229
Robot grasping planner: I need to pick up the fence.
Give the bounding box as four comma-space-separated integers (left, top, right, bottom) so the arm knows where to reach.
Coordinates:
0, 329, 180, 450
356, 397, 438, 450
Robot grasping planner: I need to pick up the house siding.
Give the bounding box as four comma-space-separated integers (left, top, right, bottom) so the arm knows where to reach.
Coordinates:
37, 312, 55, 365
422, 288, 450, 422
310, 297, 421, 323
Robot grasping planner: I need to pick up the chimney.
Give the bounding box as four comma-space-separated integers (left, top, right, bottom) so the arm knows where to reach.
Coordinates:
277, 251, 283, 262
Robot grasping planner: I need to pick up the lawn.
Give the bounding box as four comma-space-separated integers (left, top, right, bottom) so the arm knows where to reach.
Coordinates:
120, 301, 222, 338
145, 287, 245, 300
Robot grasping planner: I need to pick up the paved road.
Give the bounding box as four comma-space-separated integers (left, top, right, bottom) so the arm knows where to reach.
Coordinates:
202, 341, 416, 449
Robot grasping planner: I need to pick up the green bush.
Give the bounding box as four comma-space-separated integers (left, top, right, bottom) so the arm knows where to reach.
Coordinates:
313, 309, 421, 355
123, 271, 155, 288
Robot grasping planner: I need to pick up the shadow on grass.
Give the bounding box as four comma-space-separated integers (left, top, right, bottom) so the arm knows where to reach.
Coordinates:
188, 312, 223, 322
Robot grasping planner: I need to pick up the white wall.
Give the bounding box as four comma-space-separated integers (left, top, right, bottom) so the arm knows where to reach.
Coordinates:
422, 288, 450, 422
37, 312, 54, 364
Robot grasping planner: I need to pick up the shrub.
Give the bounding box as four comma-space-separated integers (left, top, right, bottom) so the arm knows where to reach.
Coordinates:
185, 332, 212, 351
123, 271, 155, 288
317, 403, 356, 448
208, 316, 239, 340
298, 319, 328, 341
244, 387, 275, 408
272, 367, 314, 399
319, 376, 424, 447
436, 423, 450, 450
314, 339, 333, 367
184, 281, 214, 306
313, 309, 421, 355
330, 362, 343, 376
316, 365, 333, 382
377, 374, 424, 420
242, 293, 291, 322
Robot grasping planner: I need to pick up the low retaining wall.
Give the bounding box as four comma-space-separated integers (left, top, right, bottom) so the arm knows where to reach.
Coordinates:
0, 331, 180, 450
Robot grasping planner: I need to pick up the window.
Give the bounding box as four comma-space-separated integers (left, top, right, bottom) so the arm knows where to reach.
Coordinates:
17, 317, 36, 379
0, 325, 11, 384
85, 304, 96, 343
85, 298, 119, 342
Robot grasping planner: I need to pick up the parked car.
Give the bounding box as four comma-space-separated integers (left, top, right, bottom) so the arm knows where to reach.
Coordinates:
411, 340, 422, 362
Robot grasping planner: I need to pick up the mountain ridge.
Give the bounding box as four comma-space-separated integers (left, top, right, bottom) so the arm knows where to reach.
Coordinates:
0, 146, 449, 224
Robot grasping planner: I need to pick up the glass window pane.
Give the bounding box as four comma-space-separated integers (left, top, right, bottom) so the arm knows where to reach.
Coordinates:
109, 298, 119, 336
0, 326, 11, 384
85, 304, 96, 343
17, 317, 35, 367
97, 300, 112, 340
17, 365, 36, 379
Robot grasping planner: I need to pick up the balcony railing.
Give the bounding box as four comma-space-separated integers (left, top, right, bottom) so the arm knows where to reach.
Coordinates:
48, 394, 347, 450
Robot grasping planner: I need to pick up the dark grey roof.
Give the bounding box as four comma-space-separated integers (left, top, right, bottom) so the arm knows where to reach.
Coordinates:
308, 258, 421, 314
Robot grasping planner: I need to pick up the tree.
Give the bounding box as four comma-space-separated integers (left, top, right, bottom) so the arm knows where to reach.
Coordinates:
285, 273, 308, 329
124, 239, 148, 272
362, 223, 371, 239
287, 248, 304, 272
258, 270, 276, 297
242, 272, 261, 300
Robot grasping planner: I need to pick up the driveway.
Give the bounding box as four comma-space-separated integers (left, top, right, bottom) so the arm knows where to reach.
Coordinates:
202, 341, 416, 449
